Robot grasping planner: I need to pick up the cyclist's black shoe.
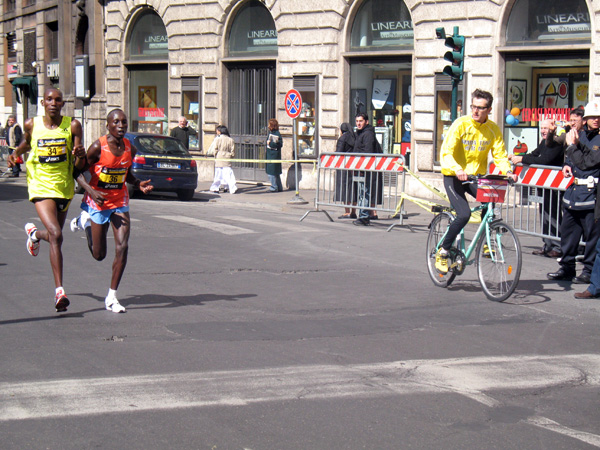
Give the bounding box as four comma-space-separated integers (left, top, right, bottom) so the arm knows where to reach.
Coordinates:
547, 268, 575, 281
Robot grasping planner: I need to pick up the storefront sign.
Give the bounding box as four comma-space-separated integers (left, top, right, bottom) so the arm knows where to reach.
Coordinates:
371, 21, 413, 39
138, 107, 165, 118
247, 29, 277, 46
520, 108, 571, 122
47, 62, 60, 79
144, 34, 168, 50
535, 13, 590, 33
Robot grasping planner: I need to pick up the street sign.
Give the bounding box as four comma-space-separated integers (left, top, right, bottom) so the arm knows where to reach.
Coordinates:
285, 89, 302, 119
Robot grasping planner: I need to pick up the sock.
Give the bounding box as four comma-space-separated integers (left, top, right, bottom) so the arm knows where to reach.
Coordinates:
107, 289, 117, 301
30, 230, 39, 241
56, 287, 65, 297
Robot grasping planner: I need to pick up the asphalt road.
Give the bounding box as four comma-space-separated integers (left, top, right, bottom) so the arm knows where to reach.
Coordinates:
1, 179, 599, 450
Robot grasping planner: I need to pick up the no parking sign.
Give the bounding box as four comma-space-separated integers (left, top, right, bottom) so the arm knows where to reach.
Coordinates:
285, 89, 302, 119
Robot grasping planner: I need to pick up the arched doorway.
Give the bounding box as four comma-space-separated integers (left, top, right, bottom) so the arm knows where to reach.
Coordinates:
502, 0, 591, 154
347, 0, 414, 160
226, 1, 277, 182
126, 9, 169, 134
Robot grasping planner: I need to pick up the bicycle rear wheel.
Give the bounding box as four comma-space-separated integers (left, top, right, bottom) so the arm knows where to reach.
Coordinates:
426, 212, 456, 287
476, 221, 522, 301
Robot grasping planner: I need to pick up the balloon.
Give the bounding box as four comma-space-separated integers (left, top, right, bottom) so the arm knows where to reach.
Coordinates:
510, 107, 521, 117
506, 115, 516, 126
505, 109, 510, 116
513, 118, 519, 125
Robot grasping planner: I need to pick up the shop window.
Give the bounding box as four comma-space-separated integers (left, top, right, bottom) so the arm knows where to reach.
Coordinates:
129, 65, 168, 134
350, 0, 413, 51
434, 74, 465, 165
181, 77, 202, 151
293, 76, 318, 158
506, 0, 590, 46
128, 10, 168, 60
350, 60, 411, 155
229, 1, 277, 57
504, 51, 589, 156
46, 22, 59, 61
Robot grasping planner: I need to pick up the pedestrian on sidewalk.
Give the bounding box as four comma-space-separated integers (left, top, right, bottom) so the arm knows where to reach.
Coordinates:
335, 122, 356, 219
509, 118, 564, 258
4, 114, 23, 177
266, 118, 283, 192
209, 125, 237, 194
547, 100, 600, 285
8, 88, 86, 312
353, 113, 381, 226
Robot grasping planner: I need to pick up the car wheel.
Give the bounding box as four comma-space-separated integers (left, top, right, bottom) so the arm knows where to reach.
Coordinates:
177, 188, 195, 201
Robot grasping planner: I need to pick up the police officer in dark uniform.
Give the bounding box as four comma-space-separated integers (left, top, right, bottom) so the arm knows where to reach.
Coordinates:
547, 101, 600, 284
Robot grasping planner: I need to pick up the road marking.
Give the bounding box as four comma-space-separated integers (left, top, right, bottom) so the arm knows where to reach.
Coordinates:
2, 354, 600, 448
526, 416, 600, 447
156, 215, 256, 235
218, 215, 322, 233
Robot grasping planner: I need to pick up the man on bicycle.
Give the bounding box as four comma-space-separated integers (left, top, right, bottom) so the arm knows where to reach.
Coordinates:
437, 89, 515, 273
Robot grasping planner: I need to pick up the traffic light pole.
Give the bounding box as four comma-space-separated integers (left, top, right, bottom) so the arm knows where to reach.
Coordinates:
451, 79, 459, 122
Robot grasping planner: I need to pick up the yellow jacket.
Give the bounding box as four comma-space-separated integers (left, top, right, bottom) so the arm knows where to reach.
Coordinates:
441, 115, 511, 176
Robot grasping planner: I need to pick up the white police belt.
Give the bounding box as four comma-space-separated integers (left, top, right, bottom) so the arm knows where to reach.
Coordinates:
573, 176, 599, 188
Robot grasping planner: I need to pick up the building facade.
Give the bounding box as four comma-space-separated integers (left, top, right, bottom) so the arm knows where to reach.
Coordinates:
2, 0, 597, 195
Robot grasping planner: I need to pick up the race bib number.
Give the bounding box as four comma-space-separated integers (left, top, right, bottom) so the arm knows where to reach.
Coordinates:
98, 166, 127, 189
37, 138, 67, 163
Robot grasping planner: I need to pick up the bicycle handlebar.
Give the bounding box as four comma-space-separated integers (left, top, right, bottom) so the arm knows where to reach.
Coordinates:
463, 174, 516, 185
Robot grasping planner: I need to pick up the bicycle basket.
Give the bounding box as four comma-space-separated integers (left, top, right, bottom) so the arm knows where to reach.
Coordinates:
475, 178, 508, 203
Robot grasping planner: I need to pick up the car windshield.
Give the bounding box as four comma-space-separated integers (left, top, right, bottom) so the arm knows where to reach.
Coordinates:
135, 136, 190, 156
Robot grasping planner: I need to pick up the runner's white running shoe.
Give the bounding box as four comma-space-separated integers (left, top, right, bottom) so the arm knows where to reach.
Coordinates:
105, 296, 126, 313
70, 211, 90, 232
70, 216, 82, 232
24, 223, 40, 256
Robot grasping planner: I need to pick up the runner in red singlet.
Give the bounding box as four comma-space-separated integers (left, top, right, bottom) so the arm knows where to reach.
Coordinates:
71, 109, 152, 313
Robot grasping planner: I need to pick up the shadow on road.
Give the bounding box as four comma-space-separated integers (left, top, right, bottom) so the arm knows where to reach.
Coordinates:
84, 291, 258, 310
441, 278, 560, 305
0, 292, 257, 326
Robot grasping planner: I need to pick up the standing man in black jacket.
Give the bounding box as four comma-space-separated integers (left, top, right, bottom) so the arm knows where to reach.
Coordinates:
170, 116, 197, 150
352, 113, 381, 226
510, 119, 565, 257
547, 102, 600, 284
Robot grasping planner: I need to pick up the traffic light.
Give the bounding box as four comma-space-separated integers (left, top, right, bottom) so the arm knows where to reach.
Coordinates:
443, 32, 465, 81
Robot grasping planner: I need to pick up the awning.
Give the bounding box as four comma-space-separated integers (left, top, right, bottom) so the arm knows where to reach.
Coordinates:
10, 76, 38, 105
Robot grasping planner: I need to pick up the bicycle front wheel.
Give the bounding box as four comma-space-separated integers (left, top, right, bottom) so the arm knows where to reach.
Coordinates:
476, 221, 522, 301
426, 212, 456, 288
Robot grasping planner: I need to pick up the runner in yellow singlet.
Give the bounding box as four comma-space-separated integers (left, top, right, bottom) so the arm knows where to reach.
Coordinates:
8, 88, 86, 312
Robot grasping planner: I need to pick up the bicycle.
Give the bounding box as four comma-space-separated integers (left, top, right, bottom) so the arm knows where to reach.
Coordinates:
425, 174, 522, 301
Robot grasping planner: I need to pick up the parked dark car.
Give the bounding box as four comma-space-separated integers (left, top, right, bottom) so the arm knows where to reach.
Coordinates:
125, 132, 198, 201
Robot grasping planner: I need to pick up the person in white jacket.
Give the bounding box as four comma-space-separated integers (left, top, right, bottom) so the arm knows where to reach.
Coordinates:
208, 125, 237, 194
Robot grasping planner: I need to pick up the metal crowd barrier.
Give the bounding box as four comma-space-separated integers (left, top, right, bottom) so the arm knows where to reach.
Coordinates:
494, 164, 571, 242
300, 152, 406, 228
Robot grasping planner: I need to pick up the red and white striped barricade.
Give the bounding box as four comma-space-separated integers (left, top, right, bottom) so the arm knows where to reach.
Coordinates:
490, 163, 571, 241
301, 152, 406, 223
